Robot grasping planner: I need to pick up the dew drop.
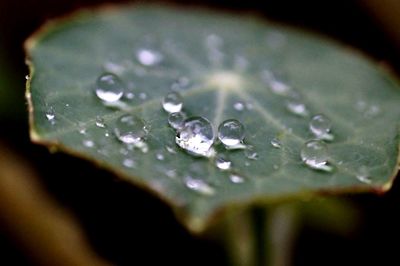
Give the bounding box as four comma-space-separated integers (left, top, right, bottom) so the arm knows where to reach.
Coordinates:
218, 119, 245, 147
136, 49, 163, 66
244, 146, 258, 160
45, 107, 55, 124
95, 116, 106, 128
139, 92, 147, 100
215, 154, 232, 170
300, 140, 332, 172
156, 151, 165, 161
165, 145, 177, 154
114, 114, 147, 144
309, 114, 333, 140
286, 99, 309, 117
162, 92, 183, 113
175, 116, 215, 157
168, 112, 187, 130
270, 138, 282, 149
356, 166, 372, 184
233, 101, 245, 111
95, 73, 124, 103
229, 173, 245, 184
122, 158, 136, 168
184, 176, 215, 196
83, 139, 95, 148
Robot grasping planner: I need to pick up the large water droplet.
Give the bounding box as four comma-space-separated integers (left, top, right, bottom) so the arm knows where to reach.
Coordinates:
300, 140, 332, 171
136, 49, 163, 66
309, 114, 333, 140
168, 112, 187, 130
229, 173, 245, 184
162, 92, 183, 113
95, 73, 124, 103
218, 119, 245, 147
215, 154, 232, 170
175, 116, 215, 157
184, 176, 215, 196
114, 114, 147, 144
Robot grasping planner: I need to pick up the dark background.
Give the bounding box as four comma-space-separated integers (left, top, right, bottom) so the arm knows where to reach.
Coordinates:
0, 0, 399, 265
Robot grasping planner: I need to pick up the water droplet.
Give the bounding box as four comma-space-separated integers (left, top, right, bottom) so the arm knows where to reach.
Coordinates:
83, 139, 95, 148
286, 99, 309, 117
156, 151, 165, 161
229, 173, 245, 184
168, 112, 187, 130
215, 154, 232, 170
95, 116, 106, 128
175, 116, 215, 157
218, 119, 245, 147
114, 114, 147, 144
95, 73, 124, 103
25, 75, 30, 80
356, 166, 372, 184
139, 92, 147, 100
122, 158, 136, 168
184, 176, 215, 196
136, 49, 163, 66
45, 107, 55, 124
233, 101, 245, 111
244, 146, 258, 160
309, 114, 333, 140
261, 70, 292, 96
300, 140, 332, 171
165, 145, 177, 154
162, 92, 183, 113
125, 92, 135, 100
270, 138, 282, 149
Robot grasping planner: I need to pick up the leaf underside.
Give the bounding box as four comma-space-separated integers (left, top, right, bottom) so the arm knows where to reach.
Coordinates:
26, 5, 400, 232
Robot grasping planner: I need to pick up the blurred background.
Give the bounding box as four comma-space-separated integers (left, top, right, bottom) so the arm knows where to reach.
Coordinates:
1, 0, 400, 265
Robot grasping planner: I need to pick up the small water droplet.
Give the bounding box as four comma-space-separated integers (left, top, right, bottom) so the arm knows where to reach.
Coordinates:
261, 70, 292, 96
270, 138, 282, 149
122, 158, 136, 168
65, 103, 70, 107
215, 154, 232, 170
125, 92, 135, 100
95, 116, 106, 128
309, 114, 333, 140
156, 151, 165, 161
45, 107, 55, 124
165, 145, 177, 154
184, 176, 215, 196
162, 92, 183, 113
168, 112, 187, 130
175, 116, 215, 157
139, 92, 147, 100
233, 101, 245, 111
356, 166, 372, 184
229, 173, 245, 184
136, 49, 163, 66
114, 114, 147, 144
300, 140, 332, 172
286, 100, 309, 117
83, 139, 95, 148
95, 73, 124, 103
218, 119, 245, 147
244, 146, 258, 160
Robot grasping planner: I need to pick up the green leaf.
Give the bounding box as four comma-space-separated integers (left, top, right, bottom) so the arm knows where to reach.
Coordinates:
26, 5, 400, 232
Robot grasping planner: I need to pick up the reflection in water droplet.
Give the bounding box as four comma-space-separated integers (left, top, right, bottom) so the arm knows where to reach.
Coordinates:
168, 112, 187, 130
95, 73, 124, 103
114, 114, 147, 144
229, 173, 245, 184
123, 158, 136, 168
300, 140, 332, 172
45, 107, 56, 124
95, 116, 106, 128
184, 176, 215, 196
309, 114, 333, 140
270, 138, 282, 149
215, 154, 232, 170
218, 119, 245, 147
286, 100, 309, 117
83, 140, 94, 148
136, 49, 163, 66
233, 101, 245, 111
244, 146, 259, 160
356, 166, 372, 184
162, 92, 183, 113
176, 117, 215, 157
